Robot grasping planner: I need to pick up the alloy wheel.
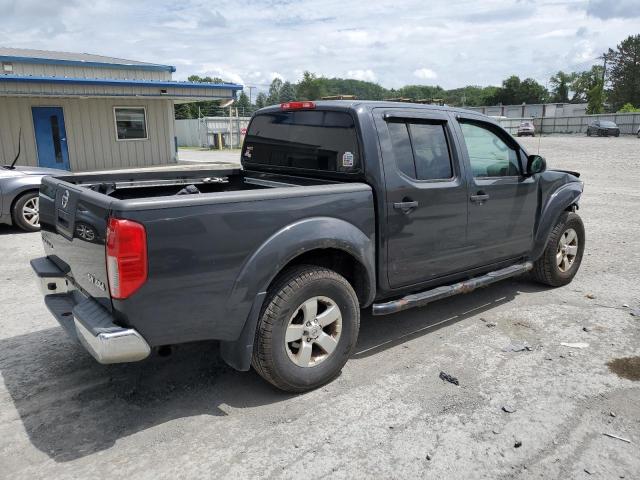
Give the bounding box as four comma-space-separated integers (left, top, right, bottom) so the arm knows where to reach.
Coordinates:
285, 296, 342, 368
22, 196, 39, 227
556, 228, 578, 273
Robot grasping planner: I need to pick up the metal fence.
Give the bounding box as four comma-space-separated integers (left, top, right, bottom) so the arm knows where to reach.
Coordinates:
176, 116, 252, 148
177, 112, 640, 148
498, 113, 640, 136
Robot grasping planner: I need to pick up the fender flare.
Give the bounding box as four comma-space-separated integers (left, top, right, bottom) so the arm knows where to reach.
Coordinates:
220, 216, 375, 371
531, 182, 583, 261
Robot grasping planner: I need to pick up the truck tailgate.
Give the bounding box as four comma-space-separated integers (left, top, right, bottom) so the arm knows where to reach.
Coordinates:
39, 176, 113, 311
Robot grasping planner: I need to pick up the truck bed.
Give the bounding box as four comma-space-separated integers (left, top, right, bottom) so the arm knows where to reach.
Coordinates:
37, 165, 375, 348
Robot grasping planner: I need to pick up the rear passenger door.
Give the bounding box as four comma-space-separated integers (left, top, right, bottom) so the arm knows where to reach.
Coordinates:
375, 109, 471, 289
453, 115, 538, 266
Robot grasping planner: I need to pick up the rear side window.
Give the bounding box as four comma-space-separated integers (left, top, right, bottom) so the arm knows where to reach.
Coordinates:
243, 111, 360, 173
387, 120, 453, 181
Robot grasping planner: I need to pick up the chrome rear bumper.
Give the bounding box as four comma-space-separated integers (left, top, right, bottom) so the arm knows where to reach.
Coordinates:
31, 256, 151, 364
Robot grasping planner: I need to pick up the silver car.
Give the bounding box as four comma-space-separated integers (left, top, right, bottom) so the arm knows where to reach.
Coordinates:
517, 121, 535, 137
1, 165, 66, 231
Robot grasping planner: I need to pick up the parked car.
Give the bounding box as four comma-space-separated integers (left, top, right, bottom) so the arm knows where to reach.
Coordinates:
1, 140, 66, 231
517, 121, 535, 137
586, 120, 620, 137
31, 101, 585, 392
637, 125, 640, 138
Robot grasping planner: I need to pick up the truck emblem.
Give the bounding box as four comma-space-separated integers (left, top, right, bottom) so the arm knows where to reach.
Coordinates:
87, 273, 106, 292
61, 190, 70, 208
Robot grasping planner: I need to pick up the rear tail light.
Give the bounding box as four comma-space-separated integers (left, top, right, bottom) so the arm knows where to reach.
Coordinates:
106, 218, 147, 299
280, 101, 315, 111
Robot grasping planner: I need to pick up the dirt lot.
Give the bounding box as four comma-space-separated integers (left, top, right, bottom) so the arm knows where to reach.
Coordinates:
1, 135, 639, 479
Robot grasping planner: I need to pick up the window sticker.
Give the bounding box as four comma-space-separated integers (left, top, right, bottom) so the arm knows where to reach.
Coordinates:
342, 151, 354, 168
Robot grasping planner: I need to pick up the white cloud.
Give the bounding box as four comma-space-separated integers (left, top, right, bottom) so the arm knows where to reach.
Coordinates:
1, 0, 638, 90
346, 69, 377, 82
413, 68, 438, 80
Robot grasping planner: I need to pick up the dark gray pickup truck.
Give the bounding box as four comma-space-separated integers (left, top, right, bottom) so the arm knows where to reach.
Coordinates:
31, 100, 585, 392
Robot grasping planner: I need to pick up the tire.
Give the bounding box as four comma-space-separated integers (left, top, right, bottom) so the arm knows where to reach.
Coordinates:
532, 212, 585, 287
586, 130, 591, 137
252, 265, 360, 393
11, 191, 40, 232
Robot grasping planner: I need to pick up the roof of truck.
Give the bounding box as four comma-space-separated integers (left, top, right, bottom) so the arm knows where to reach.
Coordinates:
257, 100, 487, 117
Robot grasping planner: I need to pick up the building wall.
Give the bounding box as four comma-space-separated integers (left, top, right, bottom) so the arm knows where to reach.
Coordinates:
4, 62, 172, 81
0, 97, 176, 171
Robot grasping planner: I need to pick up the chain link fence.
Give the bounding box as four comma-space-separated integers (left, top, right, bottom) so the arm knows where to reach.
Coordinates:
176, 117, 252, 148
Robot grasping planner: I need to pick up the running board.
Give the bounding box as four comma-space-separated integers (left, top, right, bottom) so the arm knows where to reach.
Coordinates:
372, 262, 533, 316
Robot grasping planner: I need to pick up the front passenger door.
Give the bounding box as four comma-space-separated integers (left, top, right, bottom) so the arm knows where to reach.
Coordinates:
455, 117, 538, 266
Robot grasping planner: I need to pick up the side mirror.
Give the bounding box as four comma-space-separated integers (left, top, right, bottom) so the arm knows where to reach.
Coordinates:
526, 154, 546, 176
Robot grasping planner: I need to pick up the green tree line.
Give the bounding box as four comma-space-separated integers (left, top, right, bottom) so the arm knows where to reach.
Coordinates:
176, 34, 640, 119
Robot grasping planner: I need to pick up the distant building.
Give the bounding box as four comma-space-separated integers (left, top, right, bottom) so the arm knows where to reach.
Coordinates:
466, 102, 588, 119
0, 48, 242, 171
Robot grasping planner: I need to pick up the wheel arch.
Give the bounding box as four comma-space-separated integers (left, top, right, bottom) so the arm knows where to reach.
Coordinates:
10, 187, 40, 224
220, 216, 376, 371
531, 182, 583, 261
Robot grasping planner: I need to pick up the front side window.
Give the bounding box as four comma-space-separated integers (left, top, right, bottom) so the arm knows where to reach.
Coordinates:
114, 107, 148, 140
460, 122, 520, 177
387, 120, 453, 181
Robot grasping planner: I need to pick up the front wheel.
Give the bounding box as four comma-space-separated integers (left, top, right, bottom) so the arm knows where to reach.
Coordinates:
532, 212, 585, 287
252, 265, 360, 392
12, 191, 40, 232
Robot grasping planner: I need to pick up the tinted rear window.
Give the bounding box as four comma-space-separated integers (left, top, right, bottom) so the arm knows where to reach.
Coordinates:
242, 111, 360, 173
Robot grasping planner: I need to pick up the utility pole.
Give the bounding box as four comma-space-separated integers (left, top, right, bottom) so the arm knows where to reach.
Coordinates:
598, 52, 609, 109
247, 86, 256, 106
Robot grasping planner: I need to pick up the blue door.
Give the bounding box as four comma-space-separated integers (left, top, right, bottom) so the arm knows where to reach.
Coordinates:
32, 107, 70, 170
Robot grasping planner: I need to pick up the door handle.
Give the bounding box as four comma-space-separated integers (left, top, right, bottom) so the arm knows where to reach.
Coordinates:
393, 200, 419, 213
470, 192, 490, 203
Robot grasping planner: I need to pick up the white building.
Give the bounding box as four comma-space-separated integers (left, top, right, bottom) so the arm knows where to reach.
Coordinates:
0, 48, 242, 171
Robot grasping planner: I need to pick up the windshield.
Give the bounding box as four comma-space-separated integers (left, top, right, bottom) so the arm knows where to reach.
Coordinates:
520, 122, 533, 127
243, 110, 360, 173
600, 121, 617, 128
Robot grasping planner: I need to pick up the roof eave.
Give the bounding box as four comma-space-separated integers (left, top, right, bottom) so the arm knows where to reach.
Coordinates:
0, 55, 176, 73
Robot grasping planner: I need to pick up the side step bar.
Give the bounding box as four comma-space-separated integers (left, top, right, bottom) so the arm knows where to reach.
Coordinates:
372, 262, 533, 316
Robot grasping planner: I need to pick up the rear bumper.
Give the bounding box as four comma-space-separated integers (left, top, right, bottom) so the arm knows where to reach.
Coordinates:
31, 256, 151, 364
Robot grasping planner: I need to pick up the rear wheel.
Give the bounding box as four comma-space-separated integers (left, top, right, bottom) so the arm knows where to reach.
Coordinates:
252, 265, 360, 392
587, 129, 591, 137
532, 212, 585, 287
12, 191, 40, 232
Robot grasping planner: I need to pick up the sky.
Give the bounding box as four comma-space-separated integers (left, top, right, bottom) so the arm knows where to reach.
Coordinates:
1, 0, 639, 92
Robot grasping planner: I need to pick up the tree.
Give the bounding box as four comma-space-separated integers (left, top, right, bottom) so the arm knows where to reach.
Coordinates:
267, 77, 283, 105
187, 75, 224, 83
617, 102, 640, 113
487, 76, 548, 105
255, 92, 267, 109
279, 81, 296, 102
296, 71, 325, 100
236, 91, 251, 115
606, 34, 640, 110
549, 71, 577, 103
587, 85, 604, 114
571, 66, 604, 102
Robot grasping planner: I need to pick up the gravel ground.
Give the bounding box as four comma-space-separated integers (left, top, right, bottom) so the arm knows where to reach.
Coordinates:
1, 135, 639, 479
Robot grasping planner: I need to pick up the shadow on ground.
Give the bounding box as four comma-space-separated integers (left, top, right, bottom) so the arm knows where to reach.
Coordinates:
0, 277, 547, 462
0, 225, 31, 235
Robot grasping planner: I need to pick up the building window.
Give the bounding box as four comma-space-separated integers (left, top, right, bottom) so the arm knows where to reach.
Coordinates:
114, 107, 148, 141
